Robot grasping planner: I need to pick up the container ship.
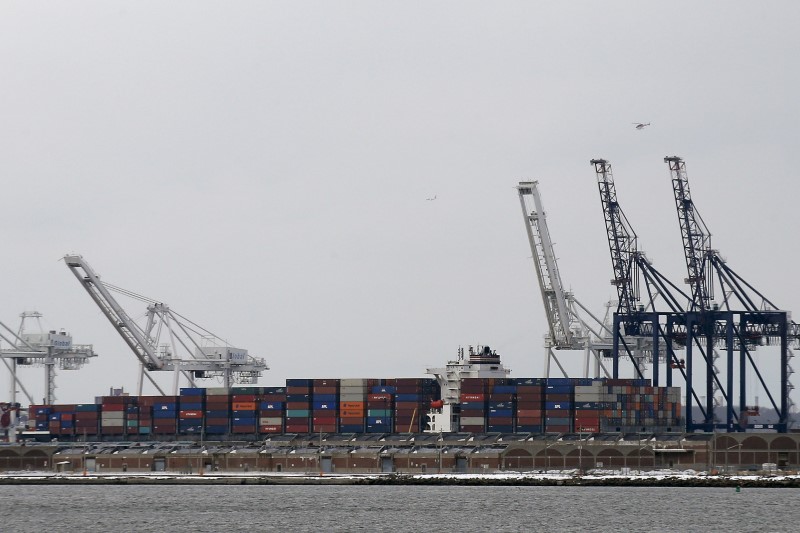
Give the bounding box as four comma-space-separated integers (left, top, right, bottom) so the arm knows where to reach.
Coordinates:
17, 346, 682, 443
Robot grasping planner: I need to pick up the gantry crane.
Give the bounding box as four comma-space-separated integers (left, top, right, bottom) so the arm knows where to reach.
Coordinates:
592, 159, 689, 380
0, 311, 96, 405
64, 254, 267, 395
665, 156, 794, 432
516, 181, 613, 378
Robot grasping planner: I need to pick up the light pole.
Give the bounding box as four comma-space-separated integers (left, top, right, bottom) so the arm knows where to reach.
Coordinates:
724, 443, 742, 474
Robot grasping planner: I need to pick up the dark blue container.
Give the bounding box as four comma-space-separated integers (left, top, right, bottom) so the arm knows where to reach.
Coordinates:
546, 401, 572, 410
366, 416, 393, 426
179, 387, 206, 396
488, 408, 514, 417
153, 410, 177, 419
487, 425, 514, 433
546, 378, 573, 386
232, 410, 257, 418
488, 401, 513, 409
259, 402, 283, 411
312, 394, 338, 403
49, 414, 61, 421
545, 385, 574, 394
154, 403, 177, 411
395, 393, 420, 402
286, 393, 311, 402
492, 385, 517, 393
204, 410, 229, 418
204, 425, 228, 434
180, 402, 204, 410
232, 416, 257, 425
459, 401, 486, 410
371, 386, 396, 394
516, 424, 543, 432
312, 401, 336, 410
36, 422, 49, 430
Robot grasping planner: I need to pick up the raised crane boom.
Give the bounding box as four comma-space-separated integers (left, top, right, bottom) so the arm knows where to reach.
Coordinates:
517, 181, 613, 378
666, 156, 714, 311
591, 159, 641, 319
517, 181, 578, 349
64, 255, 164, 371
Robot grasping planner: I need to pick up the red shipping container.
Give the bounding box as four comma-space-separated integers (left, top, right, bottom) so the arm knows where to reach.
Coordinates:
312, 424, 337, 432
312, 386, 339, 395
180, 395, 204, 403
340, 402, 364, 409
487, 416, 513, 425
179, 410, 203, 419
231, 394, 257, 402
285, 424, 310, 433
517, 409, 542, 418
489, 393, 514, 402
259, 425, 282, 433
460, 393, 485, 402
232, 426, 254, 434
101, 404, 125, 411
339, 416, 365, 425
460, 425, 485, 432
367, 393, 392, 402
286, 386, 311, 395
340, 409, 364, 417
286, 401, 311, 410
313, 416, 337, 425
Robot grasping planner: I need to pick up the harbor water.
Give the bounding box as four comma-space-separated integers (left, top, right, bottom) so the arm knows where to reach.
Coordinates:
2, 484, 798, 532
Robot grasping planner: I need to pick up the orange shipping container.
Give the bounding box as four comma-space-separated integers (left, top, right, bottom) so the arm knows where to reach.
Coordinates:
233, 402, 257, 411
340, 402, 365, 410
340, 409, 364, 417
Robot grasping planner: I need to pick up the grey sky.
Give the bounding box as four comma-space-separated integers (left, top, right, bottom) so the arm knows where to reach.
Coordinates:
1, 2, 798, 406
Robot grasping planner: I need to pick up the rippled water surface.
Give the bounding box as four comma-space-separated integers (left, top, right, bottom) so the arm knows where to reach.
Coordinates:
2, 484, 798, 532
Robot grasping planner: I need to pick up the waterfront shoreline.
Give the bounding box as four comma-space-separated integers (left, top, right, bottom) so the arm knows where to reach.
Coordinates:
1, 471, 799, 487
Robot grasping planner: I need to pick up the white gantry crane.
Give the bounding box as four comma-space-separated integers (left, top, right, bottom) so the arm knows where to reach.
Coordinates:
516, 181, 613, 378
0, 311, 96, 405
64, 254, 268, 395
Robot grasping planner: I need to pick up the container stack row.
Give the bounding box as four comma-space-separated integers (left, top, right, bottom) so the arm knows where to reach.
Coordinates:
28, 377, 681, 439
457, 377, 682, 434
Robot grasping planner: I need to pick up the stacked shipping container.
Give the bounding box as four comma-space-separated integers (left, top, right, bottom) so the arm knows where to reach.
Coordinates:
27, 377, 682, 439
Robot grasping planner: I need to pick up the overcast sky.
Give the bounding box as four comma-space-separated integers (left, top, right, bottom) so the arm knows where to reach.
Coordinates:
1, 2, 799, 408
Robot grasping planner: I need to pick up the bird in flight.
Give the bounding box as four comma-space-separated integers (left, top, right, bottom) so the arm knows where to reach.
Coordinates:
426, 195, 437, 201
633, 122, 651, 130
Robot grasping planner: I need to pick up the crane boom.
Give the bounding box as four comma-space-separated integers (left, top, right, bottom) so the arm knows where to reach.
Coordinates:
517, 181, 577, 348
64, 255, 164, 371
666, 156, 714, 311
591, 159, 640, 318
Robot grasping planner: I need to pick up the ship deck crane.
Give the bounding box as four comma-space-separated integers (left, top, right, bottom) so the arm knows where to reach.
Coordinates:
0, 311, 96, 405
516, 181, 613, 378
666, 156, 793, 432
592, 159, 690, 381
64, 254, 268, 395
